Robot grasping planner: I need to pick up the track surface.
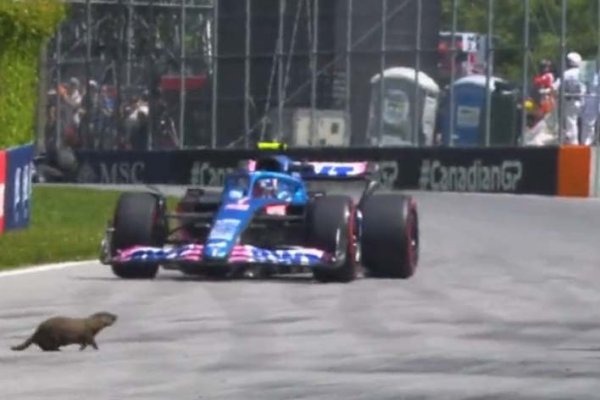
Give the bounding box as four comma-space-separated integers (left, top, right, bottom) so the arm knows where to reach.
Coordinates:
2, 190, 600, 399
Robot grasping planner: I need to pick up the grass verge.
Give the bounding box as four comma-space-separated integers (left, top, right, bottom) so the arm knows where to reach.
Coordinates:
0, 186, 178, 270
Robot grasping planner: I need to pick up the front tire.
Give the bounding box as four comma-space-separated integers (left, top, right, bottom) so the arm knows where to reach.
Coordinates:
360, 193, 419, 279
306, 195, 358, 283
110, 192, 166, 279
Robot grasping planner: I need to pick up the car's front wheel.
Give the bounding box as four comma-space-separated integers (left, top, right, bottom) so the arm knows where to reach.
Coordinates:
306, 195, 358, 283
110, 192, 166, 279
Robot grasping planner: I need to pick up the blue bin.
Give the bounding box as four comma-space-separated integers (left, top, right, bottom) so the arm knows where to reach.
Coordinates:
441, 74, 507, 146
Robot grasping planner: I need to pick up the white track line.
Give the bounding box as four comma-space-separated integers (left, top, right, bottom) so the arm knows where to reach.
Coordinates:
0, 260, 95, 278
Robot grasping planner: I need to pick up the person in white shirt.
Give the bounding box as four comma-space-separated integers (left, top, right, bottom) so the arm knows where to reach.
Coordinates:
553, 52, 586, 144
581, 67, 599, 145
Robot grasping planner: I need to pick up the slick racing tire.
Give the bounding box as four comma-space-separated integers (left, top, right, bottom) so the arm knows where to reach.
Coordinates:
307, 195, 358, 283
360, 193, 419, 279
110, 192, 166, 279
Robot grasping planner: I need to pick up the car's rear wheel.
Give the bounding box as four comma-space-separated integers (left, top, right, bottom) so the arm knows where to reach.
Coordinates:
306, 195, 357, 283
360, 193, 419, 279
110, 192, 166, 279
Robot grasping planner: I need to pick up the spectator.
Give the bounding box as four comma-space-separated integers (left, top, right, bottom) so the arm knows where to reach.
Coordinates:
125, 95, 150, 150
553, 52, 586, 145
80, 80, 100, 148
532, 59, 555, 118
581, 65, 599, 145
57, 77, 84, 147
97, 85, 116, 149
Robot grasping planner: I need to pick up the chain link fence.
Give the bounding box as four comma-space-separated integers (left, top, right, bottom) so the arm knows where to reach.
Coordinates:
37, 0, 600, 152
39, 0, 213, 154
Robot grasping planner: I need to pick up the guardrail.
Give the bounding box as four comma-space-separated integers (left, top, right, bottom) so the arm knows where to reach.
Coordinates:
0, 143, 34, 235
52, 145, 600, 199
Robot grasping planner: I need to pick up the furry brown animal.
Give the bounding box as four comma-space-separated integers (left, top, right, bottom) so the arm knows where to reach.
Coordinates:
11, 311, 117, 351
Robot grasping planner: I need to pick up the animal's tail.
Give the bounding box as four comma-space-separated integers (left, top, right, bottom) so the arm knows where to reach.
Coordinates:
11, 334, 34, 351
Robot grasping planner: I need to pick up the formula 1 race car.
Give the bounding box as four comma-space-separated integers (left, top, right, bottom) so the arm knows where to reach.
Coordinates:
99, 154, 420, 283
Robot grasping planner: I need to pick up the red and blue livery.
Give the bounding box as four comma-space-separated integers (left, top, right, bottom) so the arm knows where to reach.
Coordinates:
99, 154, 420, 283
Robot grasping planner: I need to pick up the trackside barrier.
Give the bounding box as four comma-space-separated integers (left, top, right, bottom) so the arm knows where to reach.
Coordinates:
72, 146, 553, 194
556, 146, 592, 197
0, 143, 34, 236
0, 150, 6, 234
71, 145, 600, 198
557, 145, 600, 198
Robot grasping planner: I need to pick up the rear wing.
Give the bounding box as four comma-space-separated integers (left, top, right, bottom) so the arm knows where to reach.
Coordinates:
292, 161, 375, 181
242, 158, 379, 181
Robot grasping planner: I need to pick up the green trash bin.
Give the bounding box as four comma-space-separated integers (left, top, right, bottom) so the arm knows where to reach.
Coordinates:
490, 81, 519, 146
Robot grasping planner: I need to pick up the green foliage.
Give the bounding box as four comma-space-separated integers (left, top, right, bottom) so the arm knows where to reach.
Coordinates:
0, 186, 179, 270
441, 0, 600, 82
0, 0, 66, 149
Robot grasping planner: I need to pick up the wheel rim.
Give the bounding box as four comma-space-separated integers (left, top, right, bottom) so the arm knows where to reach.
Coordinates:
345, 202, 358, 279
334, 203, 356, 269
406, 208, 419, 269
354, 209, 362, 263
334, 227, 346, 264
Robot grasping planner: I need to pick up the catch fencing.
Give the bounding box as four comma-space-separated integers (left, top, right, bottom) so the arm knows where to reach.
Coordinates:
40, 0, 213, 153
38, 0, 600, 153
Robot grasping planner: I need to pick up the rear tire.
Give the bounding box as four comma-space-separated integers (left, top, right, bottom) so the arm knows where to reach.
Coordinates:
110, 192, 166, 279
306, 195, 357, 283
360, 193, 419, 279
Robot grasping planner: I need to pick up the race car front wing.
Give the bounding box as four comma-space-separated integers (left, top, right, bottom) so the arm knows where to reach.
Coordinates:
101, 243, 337, 269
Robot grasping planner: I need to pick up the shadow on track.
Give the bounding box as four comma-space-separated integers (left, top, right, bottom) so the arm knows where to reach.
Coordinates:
70, 273, 319, 285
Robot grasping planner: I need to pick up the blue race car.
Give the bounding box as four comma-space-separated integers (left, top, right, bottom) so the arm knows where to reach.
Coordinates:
99, 154, 419, 283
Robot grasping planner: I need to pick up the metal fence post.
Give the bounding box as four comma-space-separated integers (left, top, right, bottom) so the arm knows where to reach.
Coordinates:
55, 27, 63, 150
35, 42, 49, 154
115, 0, 124, 149
244, 0, 252, 148
345, 0, 353, 146
558, 0, 567, 145
484, 0, 493, 147
179, 0, 187, 149
146, 0, 154, 151
211, 0, 219, 148
520, 0, 530, 146
378, 0, 387, 146
126, 0, 133, 86
449, 0, 458, 147
277, 0, 285, 142
85, 0, 92, 149
413, 0, 422, 146
310, 0, 319, 146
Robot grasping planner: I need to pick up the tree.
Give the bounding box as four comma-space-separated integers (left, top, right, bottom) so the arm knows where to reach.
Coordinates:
0, 0, 66, 148
440, 0, 600, 82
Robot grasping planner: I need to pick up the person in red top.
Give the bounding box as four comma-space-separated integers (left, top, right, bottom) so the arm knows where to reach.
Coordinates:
532, 59, 556, 117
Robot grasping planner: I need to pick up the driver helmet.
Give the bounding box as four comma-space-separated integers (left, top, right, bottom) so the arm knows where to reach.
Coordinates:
254, 178, 278, 198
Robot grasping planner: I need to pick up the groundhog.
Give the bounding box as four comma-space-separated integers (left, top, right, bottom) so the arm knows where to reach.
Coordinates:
10, 311, 117, 352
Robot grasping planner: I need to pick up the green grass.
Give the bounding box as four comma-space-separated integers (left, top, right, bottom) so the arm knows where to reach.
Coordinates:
0, 186, 177, 270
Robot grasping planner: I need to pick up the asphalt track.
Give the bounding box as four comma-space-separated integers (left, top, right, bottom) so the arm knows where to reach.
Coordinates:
2, 186, 600, 399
